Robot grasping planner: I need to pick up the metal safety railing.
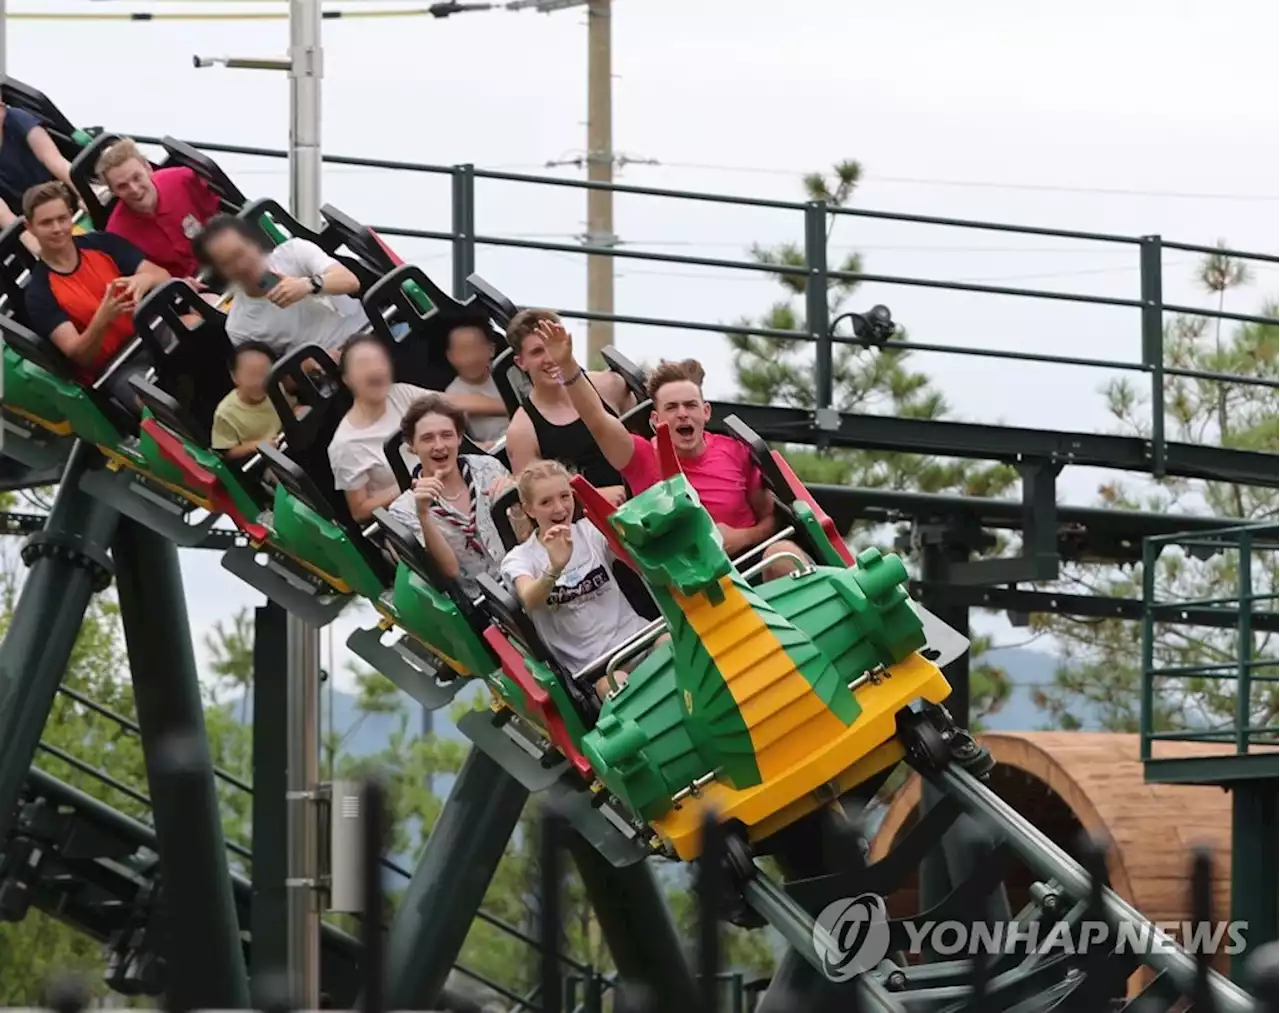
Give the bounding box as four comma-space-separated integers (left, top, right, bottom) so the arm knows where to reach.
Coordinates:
1140, 521, 1280, 760
30, 690, 622, 1009
123, 133, 1280, 480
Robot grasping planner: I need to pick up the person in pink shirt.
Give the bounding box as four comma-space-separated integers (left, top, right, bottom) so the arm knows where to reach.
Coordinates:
97, 137, 221, 281
535, 316, 808, 580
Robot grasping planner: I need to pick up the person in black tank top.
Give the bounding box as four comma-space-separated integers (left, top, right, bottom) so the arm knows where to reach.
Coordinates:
524, 375, 625, 489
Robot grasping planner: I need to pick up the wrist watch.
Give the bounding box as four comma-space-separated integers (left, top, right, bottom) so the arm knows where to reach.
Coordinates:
308, 273, 324, 294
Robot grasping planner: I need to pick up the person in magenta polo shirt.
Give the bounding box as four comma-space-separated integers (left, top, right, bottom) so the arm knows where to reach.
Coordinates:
97, 137, 221, 280
525, 311, 810, 581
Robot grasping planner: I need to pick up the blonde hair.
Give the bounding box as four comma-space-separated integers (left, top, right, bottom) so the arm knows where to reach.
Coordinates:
94, 138, 147, 180
516, 459, 572, 507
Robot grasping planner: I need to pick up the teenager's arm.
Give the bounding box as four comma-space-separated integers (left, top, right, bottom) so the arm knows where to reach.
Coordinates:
26, 125, 74, 188
514, 570, 559, 612
718, 487, 777, 557
344, 484, 401, 524
414, 500, 462, 580
590, 370, 635, 414
505, 411, 539, 476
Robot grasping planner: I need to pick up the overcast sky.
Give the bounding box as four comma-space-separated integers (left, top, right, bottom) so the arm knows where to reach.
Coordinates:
5, 0, 1277, 685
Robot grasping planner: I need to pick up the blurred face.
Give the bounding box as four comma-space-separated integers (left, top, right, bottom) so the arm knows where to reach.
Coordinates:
446, 325, 493, 383
651, 379, 711, 455
411, 412, 461, 473
522, 474, 574, 532
103, 157, 157, 214
26, 197, 75, 252
233, 349, 273, 401
204, 228, 267, 287
342, 340, 393, 402
514, 333, 560, 389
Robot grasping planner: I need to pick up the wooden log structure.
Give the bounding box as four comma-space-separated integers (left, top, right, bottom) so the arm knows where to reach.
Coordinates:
868, 732, 1242, 995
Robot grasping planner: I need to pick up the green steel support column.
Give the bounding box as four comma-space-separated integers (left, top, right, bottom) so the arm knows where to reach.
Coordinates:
1231, 781, 1278, 982
565, 832, 698, 1011
113, 518, 250, 1009
0, 442, 116, 841
1139, 235, 1166, 478
451, 163, 477, 298
384, 747, 529, 1009
805, 200, 832, 412
252, 602, 290, 993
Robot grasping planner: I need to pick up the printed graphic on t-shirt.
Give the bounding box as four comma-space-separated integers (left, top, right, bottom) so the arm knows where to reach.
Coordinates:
547, 564, 611, 608
182, 213, 202, 239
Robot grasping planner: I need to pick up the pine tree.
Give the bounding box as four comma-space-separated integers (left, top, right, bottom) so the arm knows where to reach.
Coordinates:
723, 161, 1022, 724
1033, 247, 1278, 733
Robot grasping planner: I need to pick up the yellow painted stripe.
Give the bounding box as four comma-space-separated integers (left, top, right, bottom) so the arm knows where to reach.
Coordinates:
3, 406, 73, 435
97, 446, 217, 512
672, 576, 847, 780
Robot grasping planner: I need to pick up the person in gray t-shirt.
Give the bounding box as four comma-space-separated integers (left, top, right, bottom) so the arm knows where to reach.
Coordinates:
444, 322, 510, 447
386, 392, 519, 598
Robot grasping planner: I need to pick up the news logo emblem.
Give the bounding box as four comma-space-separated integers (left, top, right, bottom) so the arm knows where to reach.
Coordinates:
813, 893, 892, 982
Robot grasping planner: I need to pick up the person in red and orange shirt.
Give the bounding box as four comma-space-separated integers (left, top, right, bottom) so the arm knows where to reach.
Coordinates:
97, 137, 221, 282
21, 181, 169, 403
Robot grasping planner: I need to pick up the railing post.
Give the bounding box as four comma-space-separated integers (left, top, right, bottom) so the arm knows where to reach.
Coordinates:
1140, 535, 1157, 762
1235, 528, 1254, 754
805, 200, 832, 411
451, 163, 477, 299
1139, 234, 1166, 478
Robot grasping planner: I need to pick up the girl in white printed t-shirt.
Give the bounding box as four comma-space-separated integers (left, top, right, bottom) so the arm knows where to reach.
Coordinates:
500, 459, 653, 700
326, 333, 503, 522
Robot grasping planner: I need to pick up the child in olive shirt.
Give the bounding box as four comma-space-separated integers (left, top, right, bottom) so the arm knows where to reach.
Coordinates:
211, 341, 283, 459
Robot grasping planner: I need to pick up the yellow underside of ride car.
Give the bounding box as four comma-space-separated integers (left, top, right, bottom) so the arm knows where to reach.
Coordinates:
649, 652, 952, 861
3, 405, 73, 435
99, 446, 218, 512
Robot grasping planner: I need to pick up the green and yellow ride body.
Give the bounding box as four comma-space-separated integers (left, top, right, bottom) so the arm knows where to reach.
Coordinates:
578, 467, 952, 861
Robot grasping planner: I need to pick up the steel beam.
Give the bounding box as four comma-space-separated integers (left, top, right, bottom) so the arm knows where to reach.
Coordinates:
252, 603, 290, 993
565, 832, 698, 1011
113, 517, 250, 1009
1230, 780, 1278, 982
384, 747, 529, 1009
0, 442, 117, 840
709, 402, 1277, 489
936, 763, 1255, 1012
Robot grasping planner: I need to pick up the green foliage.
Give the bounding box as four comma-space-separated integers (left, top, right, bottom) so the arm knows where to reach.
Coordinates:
723, 161, 1019, 722
1033, 249, 1278, 733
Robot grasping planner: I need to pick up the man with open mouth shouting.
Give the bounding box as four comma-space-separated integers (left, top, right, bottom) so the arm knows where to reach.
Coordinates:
537, 318, 808, 582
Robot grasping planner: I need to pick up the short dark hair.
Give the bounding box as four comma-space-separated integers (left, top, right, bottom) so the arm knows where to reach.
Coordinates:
504, 308, 560, 355
337, 331, 390, 376
232, 340, 277, 368
446, 320, 493, 349
22, 181, 76, 221
646, 358, 705, 402
192, 214, 270, 266
400, 393, 467, 446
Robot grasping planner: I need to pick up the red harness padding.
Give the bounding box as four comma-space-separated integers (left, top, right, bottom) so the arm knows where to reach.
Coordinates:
482, 626, 594, 780
141, 417, 269, 543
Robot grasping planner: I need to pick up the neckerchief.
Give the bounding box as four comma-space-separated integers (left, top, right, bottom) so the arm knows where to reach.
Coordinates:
412, 459, 483, 557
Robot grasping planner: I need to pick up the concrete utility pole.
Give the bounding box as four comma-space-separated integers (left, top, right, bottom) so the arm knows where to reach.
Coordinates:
512, 0, 652, 366
584, 0, 615, 364
195, 2, 324, 1003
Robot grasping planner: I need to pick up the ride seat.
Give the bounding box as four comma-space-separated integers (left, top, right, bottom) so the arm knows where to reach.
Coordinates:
0, 219, 36, 329
0, 77, 83, 163
0, 311, 144, 438
160, 136, 248, 212
319, 203, 402, 276
131, 279, 235, 436
67, 131, 126, 231
362, 263, 502, 394
721, 414, 855, 568
474, 572, 602, 726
